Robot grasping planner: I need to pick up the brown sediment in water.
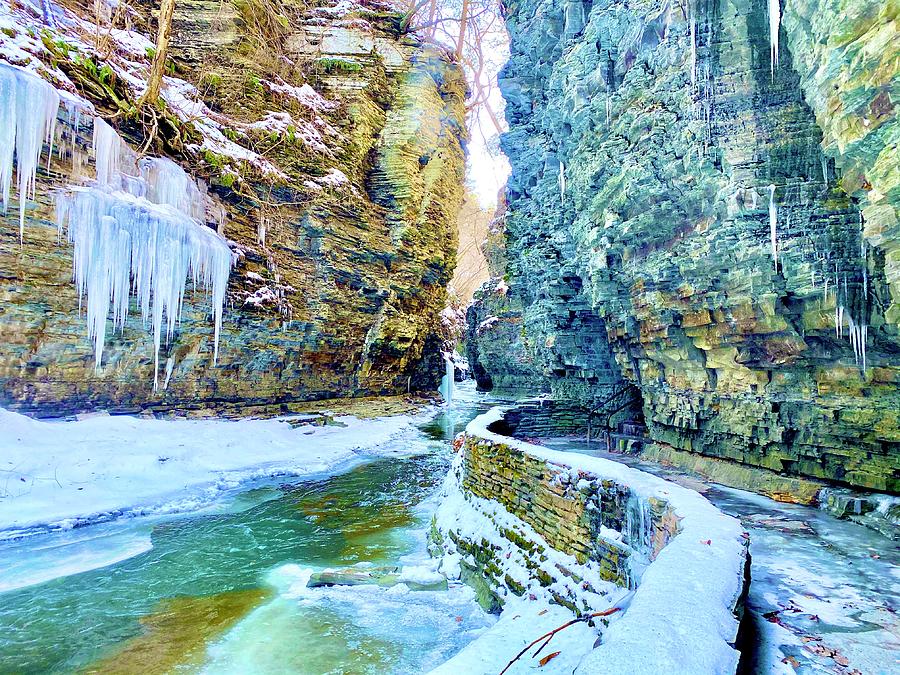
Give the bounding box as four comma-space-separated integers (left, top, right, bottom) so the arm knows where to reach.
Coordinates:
82, 587, 271, 674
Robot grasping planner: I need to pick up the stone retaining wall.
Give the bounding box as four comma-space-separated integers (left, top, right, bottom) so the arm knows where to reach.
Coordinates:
460, 428, 679, 591
433, 406, 750, 672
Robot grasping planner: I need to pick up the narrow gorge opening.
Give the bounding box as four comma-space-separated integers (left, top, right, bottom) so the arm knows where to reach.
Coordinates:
0, 0, 897, 673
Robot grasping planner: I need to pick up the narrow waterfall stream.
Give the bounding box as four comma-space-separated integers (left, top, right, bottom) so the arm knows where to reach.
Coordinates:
0, 389, 495, 674
541, 438, 900, 674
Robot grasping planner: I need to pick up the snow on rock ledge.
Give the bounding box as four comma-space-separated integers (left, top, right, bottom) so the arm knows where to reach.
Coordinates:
432, 406, 749, 674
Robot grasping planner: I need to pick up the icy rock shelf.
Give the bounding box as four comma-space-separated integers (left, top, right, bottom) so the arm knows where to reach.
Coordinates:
0, 63, 232, 388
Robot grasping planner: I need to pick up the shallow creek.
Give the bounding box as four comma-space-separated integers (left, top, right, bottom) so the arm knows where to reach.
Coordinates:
0, 393, 494, 674
543, 438, 900, 675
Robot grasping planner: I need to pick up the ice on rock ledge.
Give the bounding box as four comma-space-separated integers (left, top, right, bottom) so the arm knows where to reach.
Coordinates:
62, 114, 232, 386
56, 187, 232, 386
0, 63, 60, 241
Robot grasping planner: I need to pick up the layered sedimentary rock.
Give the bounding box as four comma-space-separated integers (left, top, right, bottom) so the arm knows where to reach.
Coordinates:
0, 0, 466, 415
473, 0, 899, 491
464, 198, 551, 394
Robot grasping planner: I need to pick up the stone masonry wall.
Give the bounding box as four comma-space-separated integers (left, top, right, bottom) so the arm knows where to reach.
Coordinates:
453, 428, 680, 605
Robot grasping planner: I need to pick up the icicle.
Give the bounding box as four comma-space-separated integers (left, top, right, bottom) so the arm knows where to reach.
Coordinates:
821, 156, 828, 185
605, 92, 611, 126
768, 184, 778, 272
257, 215, 267, 246
861, 324, 867, 372
0, 64, 60, 241
559, 161, 566, 204
56, 187, 232, 386
140, 157, 206, 221
689, 1, 697, 88
768, 0, 780, 79
92, 117, 123, 188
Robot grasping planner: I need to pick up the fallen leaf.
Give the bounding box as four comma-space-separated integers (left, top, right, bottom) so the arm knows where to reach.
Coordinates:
455, 616, 463, 623
781, 655, 800, 668
701, 539, 711, 545
538, 609, 548, 616
538, 651, 561, 667
833, 653, 849, 666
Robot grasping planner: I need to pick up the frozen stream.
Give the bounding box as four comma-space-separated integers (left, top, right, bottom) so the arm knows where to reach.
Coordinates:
0, 391, 496, 674
542, 438, 900, 675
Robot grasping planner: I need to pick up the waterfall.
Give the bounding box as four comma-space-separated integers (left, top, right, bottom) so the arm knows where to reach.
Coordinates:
624, 493, 654, 588
0, 63, 60, 241
439, 354, 454, 403
625, 493, 653, 554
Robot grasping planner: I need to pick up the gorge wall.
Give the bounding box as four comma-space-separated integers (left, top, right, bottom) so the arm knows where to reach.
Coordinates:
470, 0, 899, 492
0, 0, 466, 416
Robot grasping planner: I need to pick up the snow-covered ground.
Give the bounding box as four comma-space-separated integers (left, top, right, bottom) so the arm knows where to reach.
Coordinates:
0, 407, 429, 539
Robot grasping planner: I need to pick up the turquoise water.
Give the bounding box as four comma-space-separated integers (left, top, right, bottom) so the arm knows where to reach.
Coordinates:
0, 396, 492, 674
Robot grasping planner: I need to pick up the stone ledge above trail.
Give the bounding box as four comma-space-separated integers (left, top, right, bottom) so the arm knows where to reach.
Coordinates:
431, 406, 749, 674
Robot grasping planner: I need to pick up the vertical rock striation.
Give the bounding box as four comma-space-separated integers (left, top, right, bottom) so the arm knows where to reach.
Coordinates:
475, 0, 899, 491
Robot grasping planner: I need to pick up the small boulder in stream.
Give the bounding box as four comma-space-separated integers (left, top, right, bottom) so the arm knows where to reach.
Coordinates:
307, 565, 448, 591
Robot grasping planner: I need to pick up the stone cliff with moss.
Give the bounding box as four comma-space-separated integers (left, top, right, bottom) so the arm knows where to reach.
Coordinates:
0, 0, 466, 415
469, 0, 899, 492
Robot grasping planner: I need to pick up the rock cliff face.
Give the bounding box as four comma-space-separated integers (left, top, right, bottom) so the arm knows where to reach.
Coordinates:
473, 0, 899, 491
0, 0, 466, 415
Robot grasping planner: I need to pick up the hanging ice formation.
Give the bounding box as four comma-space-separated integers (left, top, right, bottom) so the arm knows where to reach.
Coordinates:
768, 0, 780, 78
559, 161, 566, 204
0, 63, 60, 241
55, 116, 232, 387
768, 184, 778, 272
689, 1, 697, 87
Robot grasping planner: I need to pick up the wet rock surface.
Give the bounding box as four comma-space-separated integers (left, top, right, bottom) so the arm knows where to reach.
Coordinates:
471, 0, 900, 491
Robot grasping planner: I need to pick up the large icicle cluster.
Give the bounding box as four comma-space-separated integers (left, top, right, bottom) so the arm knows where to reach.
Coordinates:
56, 188, 232, 383
0, 63, 60, 241
57, 118, 232, 387
0, 64, 232, 387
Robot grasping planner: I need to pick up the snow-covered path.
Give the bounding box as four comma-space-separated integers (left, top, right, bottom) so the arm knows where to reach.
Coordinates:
542, 439, 900, 675
0, 407, 428, 539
